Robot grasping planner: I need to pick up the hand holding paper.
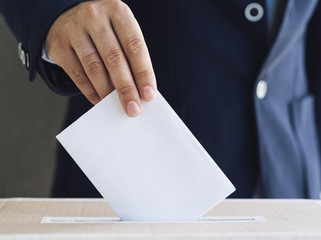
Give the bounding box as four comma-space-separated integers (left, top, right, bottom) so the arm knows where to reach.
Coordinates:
57, 90, 235, 221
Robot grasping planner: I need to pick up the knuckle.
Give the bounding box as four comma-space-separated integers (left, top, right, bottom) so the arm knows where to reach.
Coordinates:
64, 20, 77, 31
73, 72, 88, 86
105, 49, 123, 68
118, 85, 135, 96
120, 2, 130, 14
134, 70, 151, 83
61, 12, 80, 31
82, 51, 97, 63
110, 0, 130, 17
127, 38, 144, 55
81, 50, 102, 71
80, 2, 99, 20
87, 60, 104, 76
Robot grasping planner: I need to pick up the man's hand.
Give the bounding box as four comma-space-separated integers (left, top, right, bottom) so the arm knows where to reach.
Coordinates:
46, 0, 156, 117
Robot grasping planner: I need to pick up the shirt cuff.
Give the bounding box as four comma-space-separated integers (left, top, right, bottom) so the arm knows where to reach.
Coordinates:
41, 43, 56, 64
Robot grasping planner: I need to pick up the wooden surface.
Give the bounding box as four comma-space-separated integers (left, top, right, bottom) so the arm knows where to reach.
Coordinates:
0, 198, 321, 239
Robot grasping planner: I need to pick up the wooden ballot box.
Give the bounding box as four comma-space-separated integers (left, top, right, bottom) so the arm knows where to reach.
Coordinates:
0, 198, 321, 239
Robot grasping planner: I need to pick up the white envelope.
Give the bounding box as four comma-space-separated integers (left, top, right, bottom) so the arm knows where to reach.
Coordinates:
57, 90, 235, 221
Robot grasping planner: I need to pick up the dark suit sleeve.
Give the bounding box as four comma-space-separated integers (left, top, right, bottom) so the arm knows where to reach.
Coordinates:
306, 1, 321, 153
0, 0, 90, 96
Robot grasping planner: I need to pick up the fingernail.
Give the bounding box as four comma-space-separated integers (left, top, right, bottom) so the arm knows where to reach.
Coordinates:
127, 101, 141, 117
143, 86, 155, 101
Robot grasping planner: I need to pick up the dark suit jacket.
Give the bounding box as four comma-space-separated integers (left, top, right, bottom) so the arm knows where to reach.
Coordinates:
1, 0, 321, 198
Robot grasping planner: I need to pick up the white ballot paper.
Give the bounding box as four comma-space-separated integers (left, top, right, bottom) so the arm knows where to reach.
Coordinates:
57, 90, 235, 221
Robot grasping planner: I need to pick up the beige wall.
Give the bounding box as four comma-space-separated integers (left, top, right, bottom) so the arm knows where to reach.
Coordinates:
0, 16, 68, 197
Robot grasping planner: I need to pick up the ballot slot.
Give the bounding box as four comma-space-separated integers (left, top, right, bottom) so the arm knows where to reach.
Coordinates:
41, 216, 267, 224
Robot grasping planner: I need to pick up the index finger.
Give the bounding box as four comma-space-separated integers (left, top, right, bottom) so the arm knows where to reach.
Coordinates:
109, 4, 157, 102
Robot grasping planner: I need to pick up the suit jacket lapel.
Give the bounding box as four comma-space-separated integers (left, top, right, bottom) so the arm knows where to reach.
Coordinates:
259, 0, 318, 78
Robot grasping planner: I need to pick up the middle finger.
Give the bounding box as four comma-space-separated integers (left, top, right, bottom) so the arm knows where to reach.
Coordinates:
86, 20, 141, 117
